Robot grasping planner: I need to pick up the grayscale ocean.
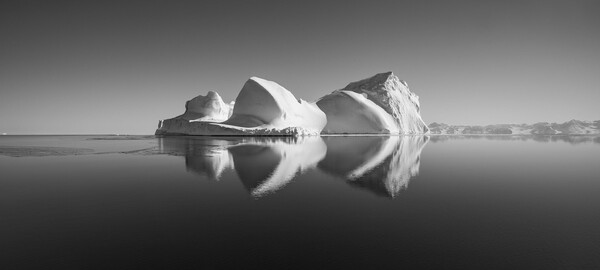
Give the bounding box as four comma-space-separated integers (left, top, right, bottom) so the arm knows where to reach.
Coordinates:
1, 135, 599, 269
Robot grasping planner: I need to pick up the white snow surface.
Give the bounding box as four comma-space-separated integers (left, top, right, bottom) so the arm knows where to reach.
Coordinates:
220, 77, 326, 134
156, 77, 326, 136
316, 91, 398, 134
317, 72, 428, 134
179, 91, 231, 122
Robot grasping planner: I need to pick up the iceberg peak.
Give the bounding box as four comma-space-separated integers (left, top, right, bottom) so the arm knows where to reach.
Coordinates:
178, 90, 231, 122
205, 90, 220, 98
317, 72, 428, 134
343, 71, 395, 91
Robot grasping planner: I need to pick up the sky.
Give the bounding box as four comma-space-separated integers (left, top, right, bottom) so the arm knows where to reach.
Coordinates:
1, 0, 599, 134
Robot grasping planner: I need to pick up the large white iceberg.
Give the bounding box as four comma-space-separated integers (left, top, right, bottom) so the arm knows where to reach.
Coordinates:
317, 72, 428, 134
156, 72, 429, 136
156, 77, 326, 136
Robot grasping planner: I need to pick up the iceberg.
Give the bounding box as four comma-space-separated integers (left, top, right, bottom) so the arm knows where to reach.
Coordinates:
217, 77, 326, 136
317, 72, 428, 134
180, 91, 231, 122
156, 77, 326, 136
156, 72, 430, 136
155, 90, 232, 135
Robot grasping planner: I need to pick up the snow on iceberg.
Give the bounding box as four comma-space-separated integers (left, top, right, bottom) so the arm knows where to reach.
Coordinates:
217, 77, 326, 135
155, 90, 233, 135
156, 77, 326, 136
174, 91, 231, 122
317, 72, 428, 134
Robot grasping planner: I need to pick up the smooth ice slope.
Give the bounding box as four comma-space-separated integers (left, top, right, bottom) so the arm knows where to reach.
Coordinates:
317, 72, 428, 134
316, 91, 398, 133
218, 77, 326, 135
156, 77, 326, 136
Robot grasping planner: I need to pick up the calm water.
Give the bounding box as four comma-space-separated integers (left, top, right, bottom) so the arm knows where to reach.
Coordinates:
1, 135, 599, 269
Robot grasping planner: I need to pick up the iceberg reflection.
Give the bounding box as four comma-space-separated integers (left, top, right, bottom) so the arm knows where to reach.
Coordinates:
158, 137, 234, 181
157, 135, 428, 198
157, 137, 326, 197
318, 136, 429, 197
229, 137, 326, 197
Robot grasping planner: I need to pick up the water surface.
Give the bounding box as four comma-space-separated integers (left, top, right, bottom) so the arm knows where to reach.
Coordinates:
1, 135, 599, 269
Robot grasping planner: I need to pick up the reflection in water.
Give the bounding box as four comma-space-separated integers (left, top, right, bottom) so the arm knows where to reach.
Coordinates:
229, 138, 326, 197
4, 135, 600, 269
158, 137, 326, 197
158, 138, 235, 181
318, 136, 428, 197
157, 136, 428, 198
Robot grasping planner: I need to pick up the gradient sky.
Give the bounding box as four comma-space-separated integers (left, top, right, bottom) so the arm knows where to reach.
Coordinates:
1, 0, 599, 134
